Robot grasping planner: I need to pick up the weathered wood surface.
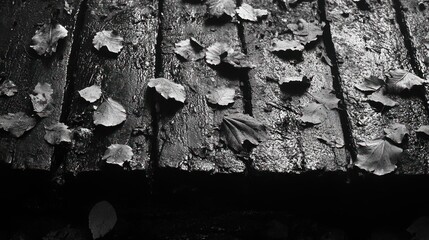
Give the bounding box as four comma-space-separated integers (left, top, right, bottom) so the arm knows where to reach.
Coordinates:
326, 0, 429, 174
243, 0, 347, 173
0, 0, 82, 170
157, 0, 246, 173
62, 0, 158, 172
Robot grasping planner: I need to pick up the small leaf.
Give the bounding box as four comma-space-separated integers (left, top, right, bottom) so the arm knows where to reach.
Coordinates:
408, 216, 429, 240
236, 3, 268, 22
206, 88, 235, 106
270, 39, 304, 53
299, 102, 327, 125
92, 30, 124, 53
222, 51, 255, 69
355, 139, 402, 176
64, 0, 74, 15
148, 78, 186, 103
313, 89, 340, 110
206, 0, 236, 18
383, 123, 409, 144
0, 80, 18, 97
79, 85, 102, 103
30, 23, 68, 56
88, 201, 117, 239
416, 125, 429, 136
93, 98, 127, 127
174, 38, 205, 61
220, 113, 267, 152
387, 69, 426, 93
367, 91, 398, 108
102, 144, 133, 166
30, 82, 54, 117
321, 51, 332, 66
206, 42, 233, 66
278, 76, 310, 87
0, 112, 37, 138
287, 19, 323, 45
317, 134, 345, 148
44, 122, 72, 145
355, 76, 385, 93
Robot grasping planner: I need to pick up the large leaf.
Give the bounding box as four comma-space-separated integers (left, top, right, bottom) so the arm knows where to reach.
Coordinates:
220, 113, 267, 152
174, 38, 205, 61
148, 78, 186, 103
355, 76, 385, 93
383, 123, 409, 144
299, 102, 327, 125
287, 19, 323, 45
206, 88, 235, 106
355, 139, 403, 175
387, 69, 426, 93
93, 98, 126, 127
30, 23, 68, 56
44, 122, 72, 145
206, 0, 236, 18
0, 80, 18, 97
408, 216, 429, 240
30, 82, 54, 117
0, 112, 37, 138
88, 201, 117, 239
79, 85, 102, 103
102, 144, 133, 166
92, 30, 124, 53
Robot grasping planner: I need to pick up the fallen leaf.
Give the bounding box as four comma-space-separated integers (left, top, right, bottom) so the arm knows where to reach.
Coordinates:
220, 113, 267, 152
0, 80, 18, 97
0, 112, 37, 138
206, 88, 235, 106
102, 144, 133, 166
287, 19, 323, 45
270, 39, 304, 53
355, 139, 402, 175
206, 0, 236, 18
43, 226, 89, 240
317, 134, 345, 148
416, 125, 429, 136
93, 98, 126, 127
30, 82, 54, 117
222, 50, 255, 69
206, 42, 233, 66
174, 38, 205, 61
384, 123, 409, 144
279, 76, 310, 87
148, 78, 186, 103
313, 89, 340, 110
79, 85, 102, 103
44, 122, 72, 145
367, 91, 398, 108
30, 23, 68, 56
89, 201, 117, 239
321, 51, 332, 66
93, 30, 124, 53
355, 76, 385, 93
387, 69, 426, 93
64, 1, 74, 15
236, 3, 268, 22
299, 102, 327, 125
408, 216, 429, 240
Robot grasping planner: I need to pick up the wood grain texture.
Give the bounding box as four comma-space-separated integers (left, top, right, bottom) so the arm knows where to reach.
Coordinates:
62, 0, 158, 172
158, 0, 246, 173
0, 0, 82, 170
242, 0, 347, 173
327, 0, 429, 174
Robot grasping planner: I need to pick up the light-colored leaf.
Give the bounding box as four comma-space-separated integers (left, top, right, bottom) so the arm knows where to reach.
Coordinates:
317, 134, 345, 148
44, 122, 72, 145
30, 23, 68, 56
174, 38, 205, 61
408, 216, 429, 240
384, 123, 409, 144
387, 69, 426, 93
92, 30, 124, 53
299, 102, 327, 125
206, 88, 235, 106
0, 80, 18, 97
102, 144, 133, 166
416, 125, 429, 136
206, 0, 236, 18
367, 91, 398, 108
64, 1, 74, 15
221, 113, 267, 152
148, 78, 186, 103
79, 85, 102, 103
355, 76, 385, 93
0, 112, 37, 138
355, 139, 402, 176
236, 3, 268, 22
287, 19, 323, 45
88, 201, 117, 239
93, 98, 126, 127
30, 82, 54, 117
206, 42, 233, 66
270, 39, 304, 53
222, 50, 255, 69
313, 89, 340, 110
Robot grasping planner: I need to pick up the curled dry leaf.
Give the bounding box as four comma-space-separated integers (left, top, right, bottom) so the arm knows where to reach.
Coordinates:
174, 37, 205, 61
355, 76, 385, 93
30, 82, 54, 117
206, 88, 235, 106
299, 102, 327, 125
355, 139, 402, 176
102, 144, 133, 166
206, 0, 236, 18
408, 216, 429, 240
387, 69, 426, 93
384, 123, 409, 145
148, 78, 186, 103
44, 122, 72, 145
367, 91, 398, 108
0, 80, 18, 97
30, 23, 68, 56
89, 201, 117, 239
287, 19, 324, 45
313, 89, 340, 110
416, 125, 429, 136
79, 85, 102, 103
93, 30, 124, 53
0, 112, 37, 138
93, 98, 127, 127
236, 3, 268, 22
270, 39, 304, 53
221, 113, 267, 152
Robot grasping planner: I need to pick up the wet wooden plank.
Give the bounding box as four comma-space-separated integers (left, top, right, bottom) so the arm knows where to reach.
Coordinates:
0, 0, 82, 170
326, 0, 429, 174
243, 0, 348, 173
62, 0, 158, 172
158, 0, 246, 173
